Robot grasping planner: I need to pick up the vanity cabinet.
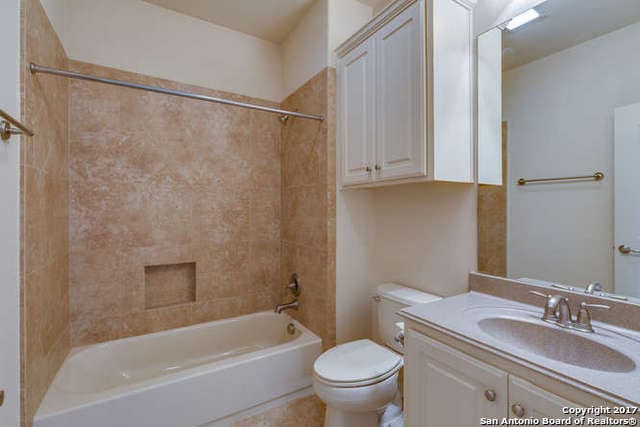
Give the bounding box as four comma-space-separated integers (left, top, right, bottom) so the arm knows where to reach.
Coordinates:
404, 331, 508, 427
336, 0, 474, 188
405, 330, 584, 426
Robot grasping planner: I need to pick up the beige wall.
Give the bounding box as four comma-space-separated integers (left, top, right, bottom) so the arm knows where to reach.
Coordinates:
281, 68, 337, 349
39, 0, 284, 102
21, 0, 70, 424
68, 62, 282, 346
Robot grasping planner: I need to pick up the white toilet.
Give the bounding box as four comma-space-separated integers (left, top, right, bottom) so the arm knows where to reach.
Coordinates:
313, 283, 441, 427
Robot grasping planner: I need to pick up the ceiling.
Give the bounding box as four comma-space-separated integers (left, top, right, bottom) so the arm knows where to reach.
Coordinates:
502, 0, 640, 70
144, 0, 315, 44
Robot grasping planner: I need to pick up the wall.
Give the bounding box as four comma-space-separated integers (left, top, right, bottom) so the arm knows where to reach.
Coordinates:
0, 1, 21, 426
281, 68, 336, 349
68, 61, 282, 345
21, 0, 70, 424
478, 123, 507, 276
503, 21, 640, 289
39, 0, 284, 102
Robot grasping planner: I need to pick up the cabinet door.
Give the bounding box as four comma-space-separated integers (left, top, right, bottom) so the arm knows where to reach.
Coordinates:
375, 1, 426, 181
338, 37, 376, 186
509, 377, 580, 421
404, 330, 508, 427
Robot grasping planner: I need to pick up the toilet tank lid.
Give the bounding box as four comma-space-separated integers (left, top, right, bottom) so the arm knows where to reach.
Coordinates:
376, 283, 441, 306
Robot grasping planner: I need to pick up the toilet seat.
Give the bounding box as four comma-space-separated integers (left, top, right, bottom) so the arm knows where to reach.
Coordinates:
313, 339, 403, 388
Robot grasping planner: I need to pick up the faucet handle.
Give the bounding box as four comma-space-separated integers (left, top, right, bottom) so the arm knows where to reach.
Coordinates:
528, 291, 560, 321
529, 290, 551, 299
287, 274, 301, 296
575, 302, 610, 332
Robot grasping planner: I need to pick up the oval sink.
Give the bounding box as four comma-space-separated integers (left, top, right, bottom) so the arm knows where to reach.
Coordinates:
478, 317, 636, 373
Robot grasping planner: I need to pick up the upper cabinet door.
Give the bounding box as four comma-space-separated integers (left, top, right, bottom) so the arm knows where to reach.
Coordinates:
375, 2, 426, 181
338, 38, 376, 186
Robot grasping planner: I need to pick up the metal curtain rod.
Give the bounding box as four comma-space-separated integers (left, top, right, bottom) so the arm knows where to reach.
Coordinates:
29, 63, 324, 123
517, 171, 604, 186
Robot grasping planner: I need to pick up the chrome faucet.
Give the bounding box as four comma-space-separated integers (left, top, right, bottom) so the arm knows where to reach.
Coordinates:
275, 299, 299, 314
529, 291, 610, 333
275, 274, 301, 314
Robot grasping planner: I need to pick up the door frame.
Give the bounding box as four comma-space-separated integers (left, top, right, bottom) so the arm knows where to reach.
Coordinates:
0, 0, 22, 426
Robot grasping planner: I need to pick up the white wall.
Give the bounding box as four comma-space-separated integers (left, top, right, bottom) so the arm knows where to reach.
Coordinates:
504, 21, 640, 290
282, 0, 329, 97
40, 0, 284, 102
0, 0, 21, 425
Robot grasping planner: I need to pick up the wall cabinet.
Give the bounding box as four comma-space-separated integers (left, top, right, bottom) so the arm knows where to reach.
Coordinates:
405, 330, 585, 426
336, 0, 474, 188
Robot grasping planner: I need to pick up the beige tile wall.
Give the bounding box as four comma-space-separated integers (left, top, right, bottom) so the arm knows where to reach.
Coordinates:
21, 0, 71, 425
281, 68, 337, 349
478, 122, 507, 276
68, 62, 283, 346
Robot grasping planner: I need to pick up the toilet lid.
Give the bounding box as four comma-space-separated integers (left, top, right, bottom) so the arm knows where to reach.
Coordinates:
314, 339, 403, 384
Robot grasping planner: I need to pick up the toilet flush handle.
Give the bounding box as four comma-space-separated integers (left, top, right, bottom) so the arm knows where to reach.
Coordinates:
394, 331, 404, 347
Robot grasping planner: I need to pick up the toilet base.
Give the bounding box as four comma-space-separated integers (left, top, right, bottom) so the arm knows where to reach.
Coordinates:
324, 407, 380, 427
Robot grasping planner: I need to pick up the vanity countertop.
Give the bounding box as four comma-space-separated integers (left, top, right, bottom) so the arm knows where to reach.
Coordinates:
400, 291, 640, 406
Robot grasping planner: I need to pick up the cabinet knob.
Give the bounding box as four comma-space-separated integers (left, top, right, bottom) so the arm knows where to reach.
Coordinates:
0, 390, 4, 407
511, 403, 525, 418
374, 164, 382, 171
365, 166, 372, 173
484, 389, 496, 402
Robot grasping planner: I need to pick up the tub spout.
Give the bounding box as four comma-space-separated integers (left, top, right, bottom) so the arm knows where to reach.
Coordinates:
275, 299, 299, 314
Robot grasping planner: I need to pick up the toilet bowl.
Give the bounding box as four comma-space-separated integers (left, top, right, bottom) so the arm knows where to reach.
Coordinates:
313, 339, 402, 427
313, 284, 441, 427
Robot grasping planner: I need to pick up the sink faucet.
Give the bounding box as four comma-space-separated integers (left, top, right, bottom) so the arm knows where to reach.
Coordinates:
529, 291, 610, 332
275, 299, 299, 314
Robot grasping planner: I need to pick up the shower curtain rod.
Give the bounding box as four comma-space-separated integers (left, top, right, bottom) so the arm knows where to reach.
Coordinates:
29, 63, 324, 123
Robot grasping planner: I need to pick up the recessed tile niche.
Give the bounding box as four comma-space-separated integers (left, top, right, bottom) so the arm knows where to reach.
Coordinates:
145, 262, 197, 309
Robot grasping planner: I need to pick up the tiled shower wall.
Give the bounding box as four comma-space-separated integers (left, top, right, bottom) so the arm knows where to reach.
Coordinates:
281, 68, 337, 349
21, 0, 70, 424
68, 62, 283, 346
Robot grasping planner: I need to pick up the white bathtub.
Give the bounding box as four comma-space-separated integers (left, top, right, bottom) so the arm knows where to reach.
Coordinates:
34, 311, 322, 427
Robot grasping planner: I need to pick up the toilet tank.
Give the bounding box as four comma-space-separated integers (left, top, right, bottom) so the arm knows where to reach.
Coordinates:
373, 283, 441, 354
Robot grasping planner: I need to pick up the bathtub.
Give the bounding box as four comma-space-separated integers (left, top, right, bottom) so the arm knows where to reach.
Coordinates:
34, 311, 322, 427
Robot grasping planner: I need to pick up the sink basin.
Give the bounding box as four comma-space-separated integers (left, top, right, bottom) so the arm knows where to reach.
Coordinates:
478, 317, 636, 373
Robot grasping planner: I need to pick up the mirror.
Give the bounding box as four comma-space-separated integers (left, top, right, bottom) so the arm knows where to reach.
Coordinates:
477, 0, 640, 300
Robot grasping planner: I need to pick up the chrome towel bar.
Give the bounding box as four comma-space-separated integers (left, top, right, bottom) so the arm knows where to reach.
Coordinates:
0, 109, 34, 141
29, 63, 324, 124
619, 245, 640, 256
517, 171, 604, 186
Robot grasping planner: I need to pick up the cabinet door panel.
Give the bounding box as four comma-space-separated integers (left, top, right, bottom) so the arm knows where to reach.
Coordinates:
338, 38, 375, 186
405, 331, 508, 427
509, 377, 580, 420
376, 2, 426, 181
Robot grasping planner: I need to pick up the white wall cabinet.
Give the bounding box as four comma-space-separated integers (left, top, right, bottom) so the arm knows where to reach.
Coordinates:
405, 330, 588, 426
336, 0, 474, 188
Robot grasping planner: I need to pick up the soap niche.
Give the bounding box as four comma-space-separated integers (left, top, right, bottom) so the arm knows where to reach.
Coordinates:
145, 262, 196, 309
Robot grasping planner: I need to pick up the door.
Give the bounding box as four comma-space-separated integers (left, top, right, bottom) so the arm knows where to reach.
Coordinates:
338, 37, 375, 186
614, 103, 640, 298
404, 330, 508, 427
509, 377, 579, 420
0, 0, 22, 426
375, 1, 426, 181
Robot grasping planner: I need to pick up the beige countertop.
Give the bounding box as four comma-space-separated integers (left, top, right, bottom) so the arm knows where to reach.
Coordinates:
400, 291, 640, 406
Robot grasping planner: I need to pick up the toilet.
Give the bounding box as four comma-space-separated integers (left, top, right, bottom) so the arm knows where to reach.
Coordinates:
313, 283, 441, 427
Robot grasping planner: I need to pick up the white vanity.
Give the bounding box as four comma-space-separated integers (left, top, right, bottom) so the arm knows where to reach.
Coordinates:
400, 289, 640, 426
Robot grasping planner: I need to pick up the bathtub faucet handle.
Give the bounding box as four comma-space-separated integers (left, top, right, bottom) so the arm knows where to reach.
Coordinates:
287, 274, 301, 297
